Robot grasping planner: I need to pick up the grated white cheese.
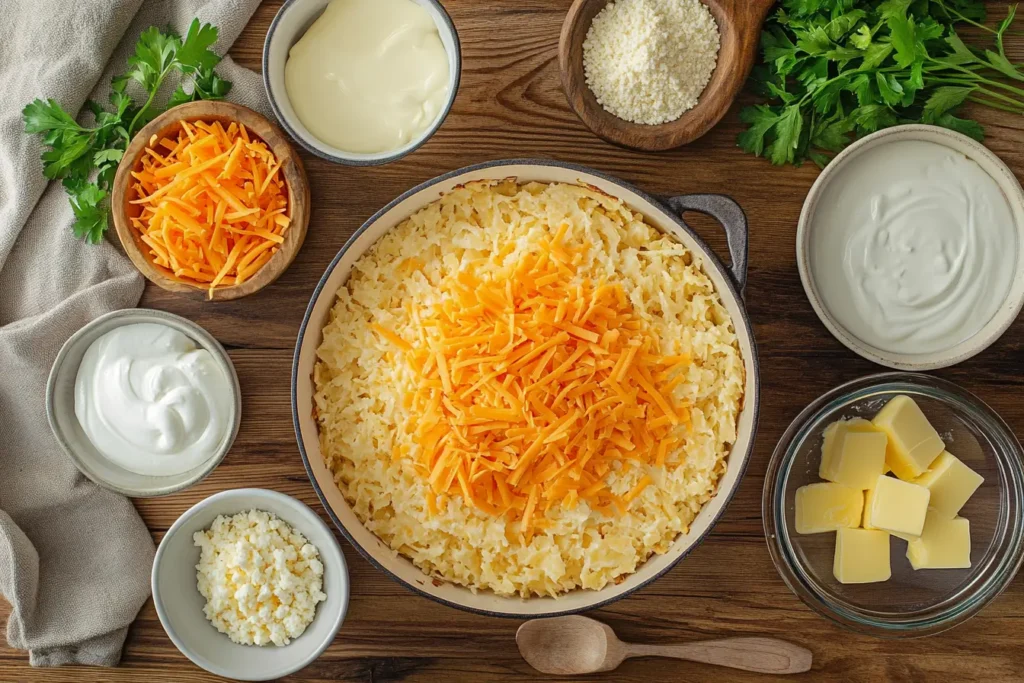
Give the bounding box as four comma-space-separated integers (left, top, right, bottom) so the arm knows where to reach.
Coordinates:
193, 509, 327, 647
582, 0, 720, 125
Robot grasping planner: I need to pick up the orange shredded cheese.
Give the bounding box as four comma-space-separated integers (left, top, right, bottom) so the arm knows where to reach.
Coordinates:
373, 233, 691, 542
128, 119, 290, 298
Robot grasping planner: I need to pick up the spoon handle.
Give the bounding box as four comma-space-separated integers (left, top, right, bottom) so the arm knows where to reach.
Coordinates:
625, 637, 812, 675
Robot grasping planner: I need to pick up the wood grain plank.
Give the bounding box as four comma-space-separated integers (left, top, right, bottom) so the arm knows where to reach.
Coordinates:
4, 1, 1024, 681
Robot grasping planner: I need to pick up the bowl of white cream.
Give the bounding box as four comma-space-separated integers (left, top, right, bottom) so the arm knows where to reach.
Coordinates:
263, 0, 461, 165
46, 309, 241, 497
797, 124, 1024, 370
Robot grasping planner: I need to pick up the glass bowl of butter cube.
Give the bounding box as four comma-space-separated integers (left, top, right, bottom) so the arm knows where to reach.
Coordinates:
764, 373, 1024, 637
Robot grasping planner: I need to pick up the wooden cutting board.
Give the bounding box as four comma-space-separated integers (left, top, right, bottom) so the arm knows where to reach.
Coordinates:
3, 1, 1023, 681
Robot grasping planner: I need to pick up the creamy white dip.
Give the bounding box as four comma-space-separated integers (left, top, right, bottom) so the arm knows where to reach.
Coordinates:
284, 0, 451, 154
74, 323, 234, 476
809, 139, 1017, 355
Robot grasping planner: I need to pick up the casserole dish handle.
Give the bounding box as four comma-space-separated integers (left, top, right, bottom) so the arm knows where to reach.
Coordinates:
661, 194, 748, 293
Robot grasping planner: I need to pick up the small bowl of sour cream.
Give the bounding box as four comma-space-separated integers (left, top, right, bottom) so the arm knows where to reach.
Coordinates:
797, 124, 1024, 370
46, 309, 241, 497
263, 0, 461, 165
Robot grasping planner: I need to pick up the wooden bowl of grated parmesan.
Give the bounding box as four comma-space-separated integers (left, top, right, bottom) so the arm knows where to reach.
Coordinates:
559, 0, 775, 151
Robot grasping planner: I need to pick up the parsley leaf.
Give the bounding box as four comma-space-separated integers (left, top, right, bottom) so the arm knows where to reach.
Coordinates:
128, 27, 181, 92
737, 105, 781, 157
740, 0, 1024, 166
851, 104, 898, 134
923, 85, 976, 120
851, 24, 874, 49
933, 112, 985, 140
23, 20, 231, 243
876, 72, 905, 105
861, 41, 894, 69
811, 117, 855, 153
943, 31, 978, 64
886, 11, 919, 67
768, 105, 804, 165
176, 20, 221, 73
23, 99, 81, 135
69, 183, 108, 244
826, 10, 868, 41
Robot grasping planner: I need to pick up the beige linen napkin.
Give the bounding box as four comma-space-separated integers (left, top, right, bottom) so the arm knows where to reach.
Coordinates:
0, 0, 269, 667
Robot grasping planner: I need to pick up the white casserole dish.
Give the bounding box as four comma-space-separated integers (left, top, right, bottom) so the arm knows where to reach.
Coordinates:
292, 160, 760, 616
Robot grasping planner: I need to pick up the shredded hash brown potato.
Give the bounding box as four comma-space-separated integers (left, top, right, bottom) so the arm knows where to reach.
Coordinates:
314, 180, 744, 597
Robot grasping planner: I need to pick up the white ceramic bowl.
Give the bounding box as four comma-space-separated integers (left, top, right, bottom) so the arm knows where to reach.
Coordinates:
292, 159, 761, 617
152, 488, 349, 681
46, 308, 241, 497
262, 0, 462, 165
797, 124, 1024, 370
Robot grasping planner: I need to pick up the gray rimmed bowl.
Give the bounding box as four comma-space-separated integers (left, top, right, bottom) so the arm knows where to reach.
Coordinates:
46, 308, 241, 497
292, 159, 760, 617
152, 488, 349, 681
263, 0, 462, 166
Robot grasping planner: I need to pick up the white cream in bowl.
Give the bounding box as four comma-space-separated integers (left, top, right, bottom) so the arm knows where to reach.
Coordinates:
284, 0, 451, 154
74, 322, 234, 477
797, 125, 1024, 370
809, 139, 1016, 355
262, 0, 461, 165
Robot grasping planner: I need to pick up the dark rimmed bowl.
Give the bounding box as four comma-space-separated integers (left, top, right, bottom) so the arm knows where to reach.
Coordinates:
263, 0, 461, 166
292, 159, 760, 616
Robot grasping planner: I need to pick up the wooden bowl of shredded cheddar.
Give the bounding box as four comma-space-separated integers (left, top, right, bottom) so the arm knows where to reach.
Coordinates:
112, 100, 310, 301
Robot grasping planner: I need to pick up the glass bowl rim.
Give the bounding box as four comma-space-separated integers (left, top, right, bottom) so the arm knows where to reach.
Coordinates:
763, 372, 1024, 638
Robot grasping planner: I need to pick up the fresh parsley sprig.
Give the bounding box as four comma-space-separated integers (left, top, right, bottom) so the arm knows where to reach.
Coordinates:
739, 0, 1024, 167
22, 19, 231, 243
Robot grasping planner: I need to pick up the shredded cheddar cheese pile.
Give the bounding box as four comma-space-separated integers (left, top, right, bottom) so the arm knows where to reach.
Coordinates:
129, 119, 290, 297
374, 227, 690, 541
313, 180, 745, 597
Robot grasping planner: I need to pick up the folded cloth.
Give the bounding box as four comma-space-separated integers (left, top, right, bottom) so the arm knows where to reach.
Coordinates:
0, 0, 268, 667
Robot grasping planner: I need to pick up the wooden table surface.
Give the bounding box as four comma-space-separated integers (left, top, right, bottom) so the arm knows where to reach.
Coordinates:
4, 1, 1024, 681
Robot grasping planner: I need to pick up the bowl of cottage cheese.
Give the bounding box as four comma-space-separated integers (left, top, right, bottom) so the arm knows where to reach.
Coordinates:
152, 488, 349, 681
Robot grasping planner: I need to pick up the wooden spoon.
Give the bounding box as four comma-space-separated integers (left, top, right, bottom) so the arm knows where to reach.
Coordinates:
516, 616, 812, 676
559, 0, 776, 151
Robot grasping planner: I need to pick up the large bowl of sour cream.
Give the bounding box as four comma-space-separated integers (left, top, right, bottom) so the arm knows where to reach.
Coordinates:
46, 309, 241, 497
797, 124, 1024, 370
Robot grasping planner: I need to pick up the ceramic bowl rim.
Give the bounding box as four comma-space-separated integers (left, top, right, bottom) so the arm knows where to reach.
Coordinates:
290, 158, 761, 617
151, 487, 349, 680
262, 0, 462, 166
45, 308, 241, 497
795, 123, 1024, 370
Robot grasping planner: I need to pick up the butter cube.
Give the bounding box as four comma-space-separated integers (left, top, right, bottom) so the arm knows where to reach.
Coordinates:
913, 451, 984, 518
825, 429, 888, 490
834, 528, 891, 584
795, 482, 864, 534
907, 511, 971, 569
819, 418, 876, 481
872, 395, 945, 480
862, 475, 930, 539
